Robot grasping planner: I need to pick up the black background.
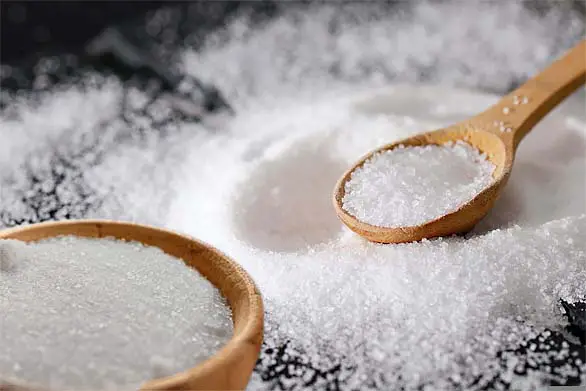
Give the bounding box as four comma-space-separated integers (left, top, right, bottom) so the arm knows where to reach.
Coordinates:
2, 1, 169, 62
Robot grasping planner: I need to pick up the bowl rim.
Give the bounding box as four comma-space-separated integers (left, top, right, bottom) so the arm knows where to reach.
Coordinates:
0, 219, 264, 391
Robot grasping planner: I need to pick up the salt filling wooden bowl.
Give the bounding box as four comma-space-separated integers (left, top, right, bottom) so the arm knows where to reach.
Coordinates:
0, 219, 264, 391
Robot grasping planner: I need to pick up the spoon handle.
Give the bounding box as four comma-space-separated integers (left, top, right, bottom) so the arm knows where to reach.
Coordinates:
473, 39, 586, 149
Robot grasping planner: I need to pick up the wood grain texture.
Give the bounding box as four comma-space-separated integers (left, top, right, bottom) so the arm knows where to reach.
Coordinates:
333, 39, 586, 244
0, 220, 264, 391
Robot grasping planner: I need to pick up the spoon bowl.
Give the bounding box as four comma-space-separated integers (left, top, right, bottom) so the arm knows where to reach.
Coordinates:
334, 126, 509, 243
334, 40, 586, 243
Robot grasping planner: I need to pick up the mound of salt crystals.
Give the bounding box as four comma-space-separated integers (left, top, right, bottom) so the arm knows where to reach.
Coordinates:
342, 141, 495, 227
0, 236, 233, 391
162, 87, 586, 389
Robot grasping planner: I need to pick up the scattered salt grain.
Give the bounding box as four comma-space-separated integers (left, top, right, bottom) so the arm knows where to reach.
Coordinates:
0, 236, 232, 391
342, 141, 495, 227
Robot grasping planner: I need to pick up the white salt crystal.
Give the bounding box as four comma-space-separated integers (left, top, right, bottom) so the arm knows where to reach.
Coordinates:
0, 236, 232, 391
341, 141, 495, 227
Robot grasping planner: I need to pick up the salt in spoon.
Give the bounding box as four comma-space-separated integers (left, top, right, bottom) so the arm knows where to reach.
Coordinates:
333, 39, 586, 244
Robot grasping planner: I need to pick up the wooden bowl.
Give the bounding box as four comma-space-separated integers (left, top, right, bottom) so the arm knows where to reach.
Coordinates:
0, 219, 264, 391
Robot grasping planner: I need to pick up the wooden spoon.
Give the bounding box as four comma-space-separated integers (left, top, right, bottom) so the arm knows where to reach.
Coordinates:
0, 219, 263, 391
333, 39, 586, 244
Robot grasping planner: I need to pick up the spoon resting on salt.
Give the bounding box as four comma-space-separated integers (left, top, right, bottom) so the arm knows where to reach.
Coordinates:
333, 39, 586, 244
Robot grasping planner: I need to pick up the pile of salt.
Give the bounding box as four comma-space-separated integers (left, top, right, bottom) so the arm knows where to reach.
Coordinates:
163, 90, 586, 390
0, 236, 233, 391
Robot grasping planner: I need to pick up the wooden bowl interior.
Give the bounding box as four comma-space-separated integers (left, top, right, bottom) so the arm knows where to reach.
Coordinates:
0, 220, 263, 391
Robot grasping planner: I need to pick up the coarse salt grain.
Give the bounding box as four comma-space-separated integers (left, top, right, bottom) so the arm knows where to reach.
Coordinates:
0, 236, 232, 391
341, 141, 495, 228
